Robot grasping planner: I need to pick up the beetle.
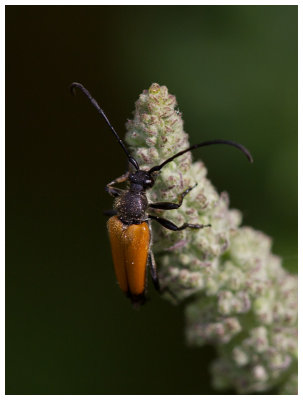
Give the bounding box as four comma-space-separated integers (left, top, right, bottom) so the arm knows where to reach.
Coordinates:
70, 82, 253, 305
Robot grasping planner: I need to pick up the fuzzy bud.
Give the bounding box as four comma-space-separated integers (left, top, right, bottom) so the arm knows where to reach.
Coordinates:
125, 83, 297, 394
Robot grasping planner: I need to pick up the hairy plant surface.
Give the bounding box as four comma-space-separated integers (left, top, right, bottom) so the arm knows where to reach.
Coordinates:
125, 83, 297, 394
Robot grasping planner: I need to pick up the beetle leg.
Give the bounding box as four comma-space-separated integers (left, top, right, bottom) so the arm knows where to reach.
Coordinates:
147, 251, 177, 301
147, 246, 189, 303
105, 186, 124, 198
107, 171, 130, 186
148, 214, 211, 231
105, 171, 129, 198
148, 251, 160, 292
148, 183, 197, 210
148, 251, 182, 303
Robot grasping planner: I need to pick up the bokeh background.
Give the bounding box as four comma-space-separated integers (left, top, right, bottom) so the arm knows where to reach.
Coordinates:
6, 5, 297, 395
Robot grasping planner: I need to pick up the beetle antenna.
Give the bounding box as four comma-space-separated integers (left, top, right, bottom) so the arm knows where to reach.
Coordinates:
70, 82, 139, 170
149, 139, 253, 173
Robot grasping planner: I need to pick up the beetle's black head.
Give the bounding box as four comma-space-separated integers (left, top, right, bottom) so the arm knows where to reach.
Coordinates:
129, 170, 155, 191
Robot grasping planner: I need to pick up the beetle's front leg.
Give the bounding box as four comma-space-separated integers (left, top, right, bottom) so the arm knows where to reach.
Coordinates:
105, 186, 124, 198
107, 171, 130, 187
105, 171, 129, 198
148, 184, 197, 210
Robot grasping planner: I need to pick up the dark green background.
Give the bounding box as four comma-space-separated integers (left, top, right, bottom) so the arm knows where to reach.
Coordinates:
6, 5, 297, 395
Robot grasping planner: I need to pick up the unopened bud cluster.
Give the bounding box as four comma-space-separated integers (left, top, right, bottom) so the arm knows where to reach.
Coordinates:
125, 83, 297, 394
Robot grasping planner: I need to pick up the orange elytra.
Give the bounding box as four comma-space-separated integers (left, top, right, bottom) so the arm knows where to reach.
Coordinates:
107, 216, 150, 297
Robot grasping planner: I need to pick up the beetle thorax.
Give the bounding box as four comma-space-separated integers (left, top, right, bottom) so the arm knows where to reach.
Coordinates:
114, 191, 148, 225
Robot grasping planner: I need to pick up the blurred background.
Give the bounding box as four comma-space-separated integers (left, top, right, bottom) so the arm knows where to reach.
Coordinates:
6, 5, 297, 395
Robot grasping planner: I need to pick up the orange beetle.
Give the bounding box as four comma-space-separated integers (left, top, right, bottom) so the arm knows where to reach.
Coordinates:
71, 83, 253, 305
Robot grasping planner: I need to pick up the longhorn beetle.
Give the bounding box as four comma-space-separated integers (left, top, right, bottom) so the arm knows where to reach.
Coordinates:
70, 82, 253, 305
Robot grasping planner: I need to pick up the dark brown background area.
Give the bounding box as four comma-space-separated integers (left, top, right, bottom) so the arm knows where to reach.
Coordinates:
6, 5, 297, 394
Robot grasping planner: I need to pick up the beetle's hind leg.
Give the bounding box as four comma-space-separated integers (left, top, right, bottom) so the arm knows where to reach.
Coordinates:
148, 251, 160, 292
148, 250, 180, 303
148, 214, 211, 231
